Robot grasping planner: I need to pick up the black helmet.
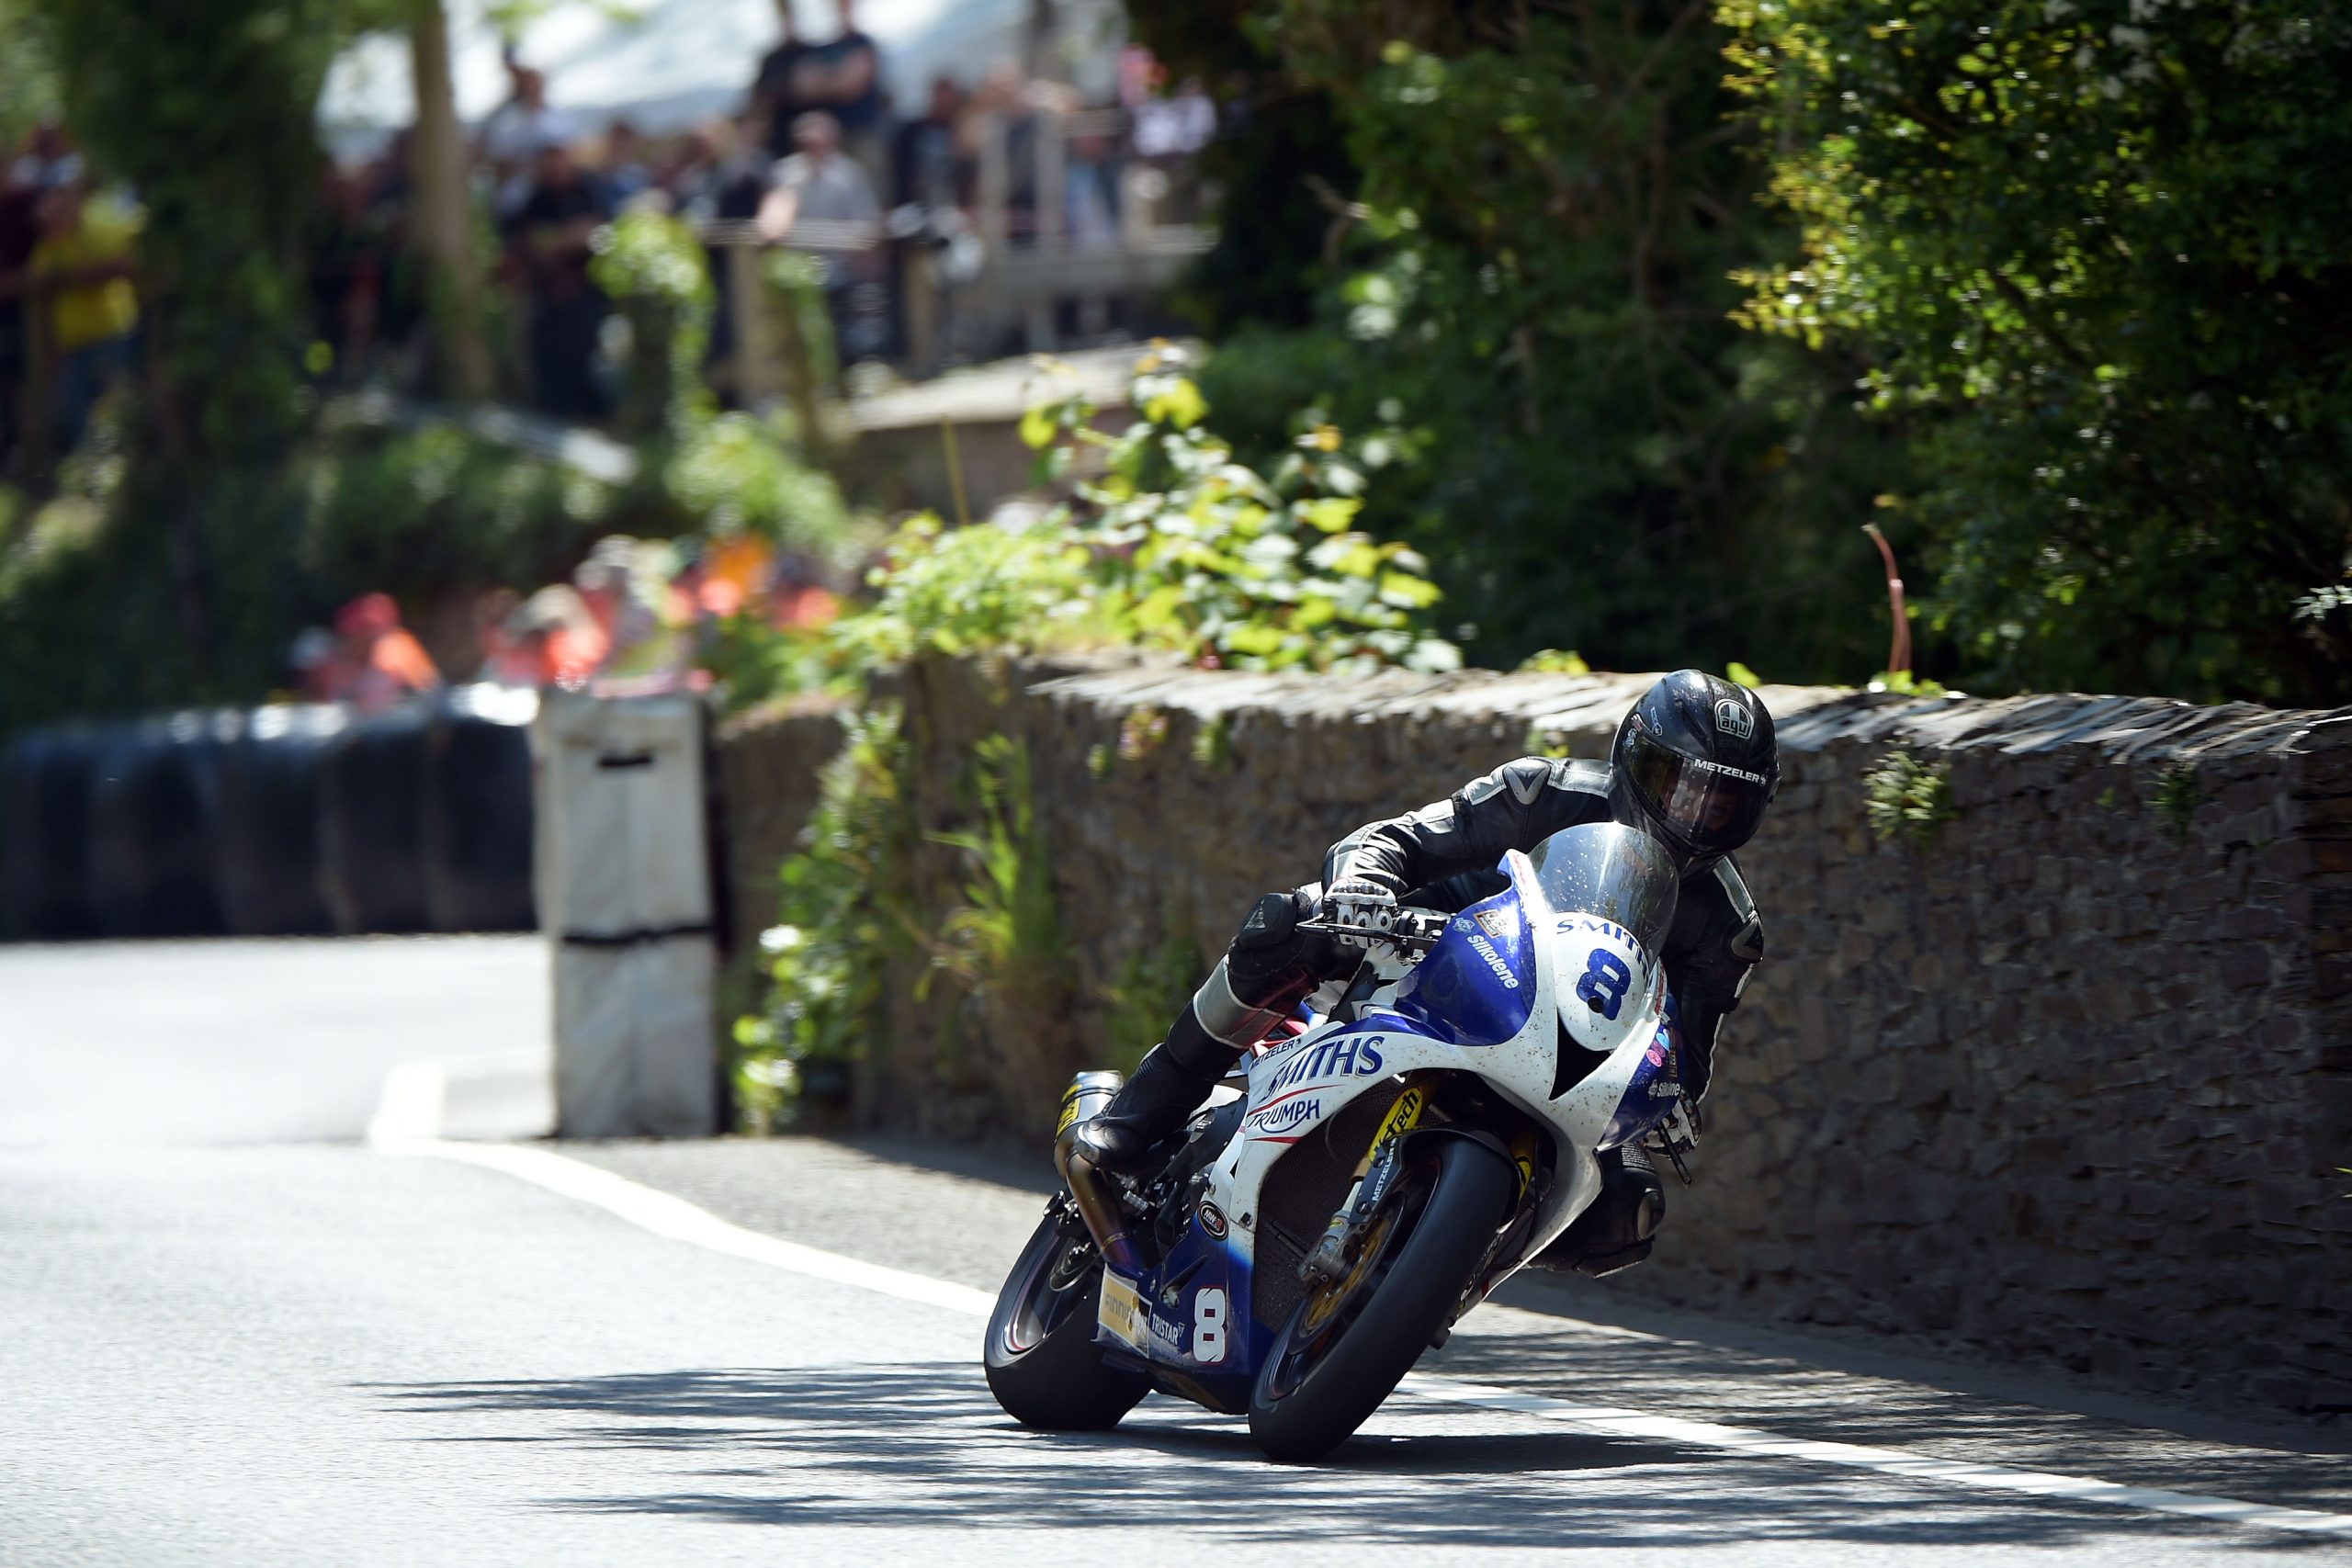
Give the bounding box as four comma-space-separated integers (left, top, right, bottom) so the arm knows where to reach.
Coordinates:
1608, 670, 1779, 872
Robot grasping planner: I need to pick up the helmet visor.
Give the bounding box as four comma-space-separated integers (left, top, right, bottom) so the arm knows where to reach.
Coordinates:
1621, 727, 1770, 855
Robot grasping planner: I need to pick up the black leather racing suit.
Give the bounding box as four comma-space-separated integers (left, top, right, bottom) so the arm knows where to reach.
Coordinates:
1170, 756, 1764, 1107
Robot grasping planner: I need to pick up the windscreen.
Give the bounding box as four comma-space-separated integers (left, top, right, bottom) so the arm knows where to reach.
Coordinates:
1526, 822, 1680, 953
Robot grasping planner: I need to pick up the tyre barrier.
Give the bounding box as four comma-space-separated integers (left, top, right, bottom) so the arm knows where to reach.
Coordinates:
0, 687, 538, 942
214, 705, 346, 936
317, 702, 435, 936
423, 685, 538, 933
87, 713, 237, 939
0, 726, 101, 940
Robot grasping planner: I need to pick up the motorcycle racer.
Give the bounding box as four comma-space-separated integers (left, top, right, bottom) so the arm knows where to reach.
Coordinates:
1070, 669, 1776, 1274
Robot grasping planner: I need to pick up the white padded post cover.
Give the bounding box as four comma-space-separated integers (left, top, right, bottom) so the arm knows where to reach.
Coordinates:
535, 692, 717, 1137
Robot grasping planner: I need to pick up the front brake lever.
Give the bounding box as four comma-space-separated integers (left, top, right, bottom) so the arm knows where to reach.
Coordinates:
1297, 914, 1441, 955
1648, 1100, 1699, 1187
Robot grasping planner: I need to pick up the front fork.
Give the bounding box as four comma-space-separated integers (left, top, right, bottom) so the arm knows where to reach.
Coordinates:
1299, 1077, 1432, 1286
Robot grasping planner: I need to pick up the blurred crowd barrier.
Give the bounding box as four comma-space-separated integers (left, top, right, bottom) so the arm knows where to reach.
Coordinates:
0, 684, 537, 941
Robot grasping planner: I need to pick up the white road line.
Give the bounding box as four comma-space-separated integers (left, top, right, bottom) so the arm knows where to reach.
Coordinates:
366, 1061, 446, 1146
381, 1135, 997, 1318
1390, 1378, 2352, 1538
370, 1063, 2352, 1540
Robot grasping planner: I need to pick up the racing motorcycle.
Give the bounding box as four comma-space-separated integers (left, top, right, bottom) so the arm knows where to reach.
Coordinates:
982, 820, 1700, 1461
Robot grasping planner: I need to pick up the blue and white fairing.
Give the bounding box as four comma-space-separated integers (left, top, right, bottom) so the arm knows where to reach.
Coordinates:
1093, 821, 1689, 1388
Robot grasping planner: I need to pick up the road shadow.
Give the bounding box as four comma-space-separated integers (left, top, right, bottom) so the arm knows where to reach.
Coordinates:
372, 1362, 2330, 1552
1427, 1321, 2352, 1516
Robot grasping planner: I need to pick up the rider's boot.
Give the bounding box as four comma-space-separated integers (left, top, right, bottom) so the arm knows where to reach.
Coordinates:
1072, 890, 1338, 1176
1069, 1011, 1238, 1176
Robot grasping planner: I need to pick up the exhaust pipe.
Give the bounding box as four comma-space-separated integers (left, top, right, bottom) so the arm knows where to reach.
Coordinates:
1052, 1071, 1145, 1274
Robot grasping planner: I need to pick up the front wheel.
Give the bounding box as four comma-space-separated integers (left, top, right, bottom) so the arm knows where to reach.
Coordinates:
1249, 1134, 1515, 1462
984, 1206, 1150, 1431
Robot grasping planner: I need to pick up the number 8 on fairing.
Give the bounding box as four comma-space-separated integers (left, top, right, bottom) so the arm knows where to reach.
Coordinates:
1193, 1287, 1227, 1363
1576, 950, 1633, 1021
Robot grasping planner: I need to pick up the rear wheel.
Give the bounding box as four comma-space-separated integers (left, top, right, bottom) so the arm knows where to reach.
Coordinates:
984, 1207, 1150, 1431
1248, 1135, 1515, 1462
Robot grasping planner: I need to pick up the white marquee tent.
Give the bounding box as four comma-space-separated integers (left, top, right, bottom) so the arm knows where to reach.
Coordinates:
321, 0, 1121, 152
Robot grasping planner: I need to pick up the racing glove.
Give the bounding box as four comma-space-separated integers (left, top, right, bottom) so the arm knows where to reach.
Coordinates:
1321, 877, 1399, 948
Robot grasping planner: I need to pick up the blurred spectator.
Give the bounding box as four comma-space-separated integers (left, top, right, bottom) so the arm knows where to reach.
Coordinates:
602, 120, 654, 205
752, 1, 819, 161
892, 75, 972, 214
306, 164, 379, 380
758, 111, 883, 361
503, 141, 614, 420
0, 137, 42, 466
769, 552, 840, 630
683, 112, 777, 383
1068, 124, 1121, 251
758, 112, 881, 258
967, 63, 1042, 247
1132, 77, 1216, 160
480, 62, 580, 218
28, 179, 140, 454
332, 592, 442, 710
702, 532, 774, 615
689, 112, 776, 224
801, 0, 890, 197
288, 626, 342, 703
574, 535, 664, 671
469, 587, 526, 682
500, 585, 605, 688
361, 131, 425, 368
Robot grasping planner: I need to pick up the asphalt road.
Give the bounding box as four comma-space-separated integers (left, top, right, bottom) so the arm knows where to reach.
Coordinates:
2, 938, 2346, 1566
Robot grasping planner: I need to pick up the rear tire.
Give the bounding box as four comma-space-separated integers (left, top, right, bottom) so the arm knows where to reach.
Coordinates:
984, 1208, 1150, 1431
1248, 1135, 1515, 1462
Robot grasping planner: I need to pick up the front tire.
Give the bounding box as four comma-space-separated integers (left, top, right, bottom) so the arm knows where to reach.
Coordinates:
1249, 1134, 1515, 1462
984, 1208, 1150, 1431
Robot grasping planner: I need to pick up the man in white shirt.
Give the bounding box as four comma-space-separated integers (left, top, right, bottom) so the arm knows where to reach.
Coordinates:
756, 111, 885, 362
479, 63, 581, 217
757, 111, 880, 265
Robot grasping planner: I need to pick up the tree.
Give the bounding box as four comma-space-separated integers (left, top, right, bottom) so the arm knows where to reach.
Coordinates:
1152, 0, 1900, 681
404, 0, 492, 399
1724, 0, 2352, 703
0, 0, 59, 145
33, 0, 345, 669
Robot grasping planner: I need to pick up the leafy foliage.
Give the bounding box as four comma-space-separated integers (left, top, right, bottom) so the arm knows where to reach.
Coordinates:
922, 736, 1076, 1036
38, 0, 341, 472
1863, 748, 1958, 846
294, 419, 622, 598
593, 211, 854, 556
835, 511, 1109, 668
729, 351, 1458, 1122
663, 411, 853, 555
1171, 1, 1900, 682
0, 0, 59, 142
588, 209, 714, 437
0, 412, 641, 731
1724, 0, 2352, 703
1026, 346, 1460, 674
2151, 761, 2201, 844
0, 0, 399, 723
731, 704, 912, 1128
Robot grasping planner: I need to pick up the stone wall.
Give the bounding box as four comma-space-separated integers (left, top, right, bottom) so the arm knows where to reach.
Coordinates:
721, 652, 2352, 1416
711, 694, 842, 952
